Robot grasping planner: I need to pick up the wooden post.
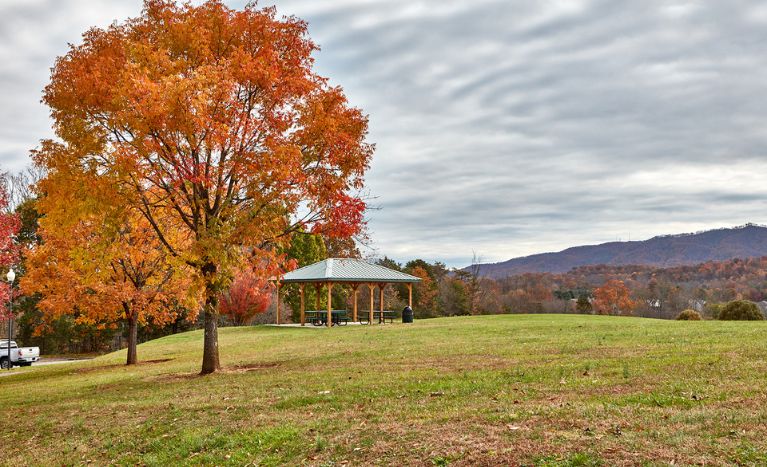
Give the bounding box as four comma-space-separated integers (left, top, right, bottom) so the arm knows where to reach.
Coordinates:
276, 282, 281, 325
408, 283, 413, 308
379, 284, 385, 324
327, 282, 333, 328
368, 283, 375, 324
352, 284, 359, 322
300, 284, 305, 326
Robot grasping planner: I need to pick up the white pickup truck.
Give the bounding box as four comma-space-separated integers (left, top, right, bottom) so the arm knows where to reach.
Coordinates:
0, 340, 40, 369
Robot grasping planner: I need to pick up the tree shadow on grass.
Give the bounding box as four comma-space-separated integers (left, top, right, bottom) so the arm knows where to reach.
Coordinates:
151, 361, 282, 382
75, 358, 175, 374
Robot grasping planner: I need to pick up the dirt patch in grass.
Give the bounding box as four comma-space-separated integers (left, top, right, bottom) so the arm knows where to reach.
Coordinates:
143, 358, 174, 364
227, 362, 281, 372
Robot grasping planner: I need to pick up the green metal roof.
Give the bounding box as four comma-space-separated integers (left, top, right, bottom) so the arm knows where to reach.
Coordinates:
281, 258, 421, 284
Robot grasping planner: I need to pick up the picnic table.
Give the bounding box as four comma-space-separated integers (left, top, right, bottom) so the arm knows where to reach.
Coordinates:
357, 310, 399, 324
305, 310, 350, 326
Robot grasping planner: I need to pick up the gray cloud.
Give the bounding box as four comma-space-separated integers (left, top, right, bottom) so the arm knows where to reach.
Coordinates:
2, 0, 767, 266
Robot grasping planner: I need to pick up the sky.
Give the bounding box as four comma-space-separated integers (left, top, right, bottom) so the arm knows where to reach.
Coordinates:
2, 0, 767, 267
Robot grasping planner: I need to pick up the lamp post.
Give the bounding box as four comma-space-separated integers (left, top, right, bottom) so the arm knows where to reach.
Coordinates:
6, 268, 14, 371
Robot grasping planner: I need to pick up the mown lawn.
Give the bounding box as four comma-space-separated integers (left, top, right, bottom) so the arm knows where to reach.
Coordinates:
3, 314, 767, 465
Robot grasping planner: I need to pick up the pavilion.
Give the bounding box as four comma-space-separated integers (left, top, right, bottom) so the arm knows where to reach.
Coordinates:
276, 258, 421, 327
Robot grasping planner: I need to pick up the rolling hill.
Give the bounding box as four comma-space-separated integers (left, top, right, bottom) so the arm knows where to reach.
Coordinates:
478, 223, 767, 278
4, 315, 767, 465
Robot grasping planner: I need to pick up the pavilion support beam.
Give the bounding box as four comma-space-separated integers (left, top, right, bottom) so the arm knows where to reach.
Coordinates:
408, 283, 413, 308
368, 283, 375, 324
379, 284, 385, 324
276, 282, 281, 325
352, 284, 359, 322
300, 284, 305, 327
327, 282, 333, 328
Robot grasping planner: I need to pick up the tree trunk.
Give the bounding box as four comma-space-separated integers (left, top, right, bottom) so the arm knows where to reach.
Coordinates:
200, 286, 220, 375
199, 261, 221, 375
126, 309, 138, 366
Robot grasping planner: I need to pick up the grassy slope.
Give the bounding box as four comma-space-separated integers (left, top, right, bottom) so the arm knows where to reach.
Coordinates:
3, 314, 767, 466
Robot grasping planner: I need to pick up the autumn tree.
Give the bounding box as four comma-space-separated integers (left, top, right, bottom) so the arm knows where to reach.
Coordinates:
0, 177, 20, 324
219, 268, 272, 325
410, 266, 437, 317
22, 151, 199, 364
593, 279, 635, 316
22, 183, 197, 365
324, 234, 361, 259
37, 0, 372, 373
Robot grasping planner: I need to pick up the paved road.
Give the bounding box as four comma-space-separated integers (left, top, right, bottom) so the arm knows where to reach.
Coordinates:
0, 358, 92, 377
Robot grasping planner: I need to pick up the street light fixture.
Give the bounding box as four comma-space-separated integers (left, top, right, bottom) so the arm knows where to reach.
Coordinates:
6, 268, 14, 371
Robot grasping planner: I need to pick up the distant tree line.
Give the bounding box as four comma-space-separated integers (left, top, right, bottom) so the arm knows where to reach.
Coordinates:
458, 258, 767, 319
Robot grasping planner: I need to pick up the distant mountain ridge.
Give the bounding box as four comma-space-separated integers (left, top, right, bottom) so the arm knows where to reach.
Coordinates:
477, 224, 767, 278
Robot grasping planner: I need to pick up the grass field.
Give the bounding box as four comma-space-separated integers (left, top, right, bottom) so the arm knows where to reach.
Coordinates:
3, 314, 767, 466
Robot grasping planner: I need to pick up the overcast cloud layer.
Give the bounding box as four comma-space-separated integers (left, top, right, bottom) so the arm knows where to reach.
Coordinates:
2, 0, 767, 266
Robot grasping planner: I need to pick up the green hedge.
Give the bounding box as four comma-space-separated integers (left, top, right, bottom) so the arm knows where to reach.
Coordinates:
718, 300, 764, 321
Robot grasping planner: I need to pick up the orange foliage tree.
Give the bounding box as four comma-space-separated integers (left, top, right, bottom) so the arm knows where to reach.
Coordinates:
218, 268, 272, 326
593, 279, 635, 316
37, 0, 372, 373
21, 161, 198, 364
411, 266, 437, 317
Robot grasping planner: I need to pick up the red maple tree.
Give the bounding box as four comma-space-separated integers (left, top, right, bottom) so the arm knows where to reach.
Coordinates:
0, 181, 20, 320
219, 269, 272, 326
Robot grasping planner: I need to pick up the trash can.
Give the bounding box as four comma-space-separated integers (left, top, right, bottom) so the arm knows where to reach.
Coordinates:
402, 306, 414, 323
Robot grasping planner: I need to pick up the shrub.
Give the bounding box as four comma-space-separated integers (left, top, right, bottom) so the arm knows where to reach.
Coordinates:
704, 302, 724, 320
676, 309, 702, 321
718, 300, 764, 321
